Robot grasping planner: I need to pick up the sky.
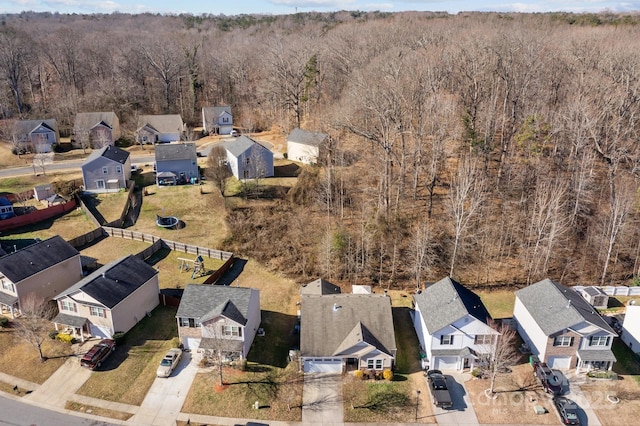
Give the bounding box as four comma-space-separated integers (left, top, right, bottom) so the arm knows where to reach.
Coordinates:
0, 0, 639, 15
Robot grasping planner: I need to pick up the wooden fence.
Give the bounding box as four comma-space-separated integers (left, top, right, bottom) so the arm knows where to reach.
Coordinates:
105, 182, 137, 228
76, 194, 103, 227
203, 255, 235, 284
0, 198, 77, 232
67, 227, 106, 249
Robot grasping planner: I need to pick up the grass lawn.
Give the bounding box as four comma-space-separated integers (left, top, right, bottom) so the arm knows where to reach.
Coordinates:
65, 401, 133, 421
343, 378, 417, 423
79, 236, 153, 265
0, 205, 96, 242
612, 338, 640, 377
0, 381, 29, 396
478, 290, 516, 319
76, 305, 178, 405
85, 191, 130, 224
181, 363, 303, 422
580, 374, 640, 426
146, 247, 225, 289
0, 170, 83, 193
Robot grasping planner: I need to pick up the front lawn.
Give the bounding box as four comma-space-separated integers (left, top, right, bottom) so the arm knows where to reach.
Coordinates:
580, 375, 640, 426
75, 305, 178, 405
343, 378, 416, 423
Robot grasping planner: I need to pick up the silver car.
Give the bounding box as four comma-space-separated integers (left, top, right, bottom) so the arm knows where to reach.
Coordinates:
157, 348, 182, 378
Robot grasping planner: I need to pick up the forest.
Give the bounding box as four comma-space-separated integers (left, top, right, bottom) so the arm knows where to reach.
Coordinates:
0, 10, 639, 289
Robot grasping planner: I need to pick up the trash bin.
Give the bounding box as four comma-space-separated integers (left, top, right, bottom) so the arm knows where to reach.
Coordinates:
529, 355, 539, 365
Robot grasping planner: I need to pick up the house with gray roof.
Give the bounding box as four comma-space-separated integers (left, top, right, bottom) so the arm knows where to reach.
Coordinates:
72, 112, 121, 149
52, 255, 159, 341
12, 119, 60, 153
412, 276, 499, 371
154, 142, 198, 185
0, 236, 82, 318
300, 293, 396, 374
300, 278, 341, 295
136, 114, 184, 144
224, 136, 274, 180
286, 128, 328, 165
175, 284, 261, 362
514, 279, 617, 371
81, 145, 131, 193
202, 106, 233, 135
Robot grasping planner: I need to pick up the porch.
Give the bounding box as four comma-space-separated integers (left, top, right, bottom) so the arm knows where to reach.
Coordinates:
576, 348, 617, 372
52, 312, 90, 343
0, 293, 19, 319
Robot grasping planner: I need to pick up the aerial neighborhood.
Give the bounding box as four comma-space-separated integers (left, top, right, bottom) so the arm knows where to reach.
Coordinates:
1, 8, 640, 426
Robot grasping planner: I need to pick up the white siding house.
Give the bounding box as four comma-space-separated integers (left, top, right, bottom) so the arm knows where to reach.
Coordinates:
621, 305, 640, 354
286, 128, 327, 165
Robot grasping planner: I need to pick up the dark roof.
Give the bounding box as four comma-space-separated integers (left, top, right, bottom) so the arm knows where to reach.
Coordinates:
13, 119, 57, 135
74, 112, 117, 130
0, 197, 11, 206
413, 276, 492, 334
224, 136, 272, 157
137, 114, 183, 134
0, 236, 79, 283
300, 294, 396, 358
300, 278, 341, 295
55, 255, 158, 309
516, 279, 615, 336
83, 145, 129, 165
287, 128, 328, 147
52, 312, 88, 328
580, 286, 607, 297
155, 143, 197, 162
175, 284, 257, 325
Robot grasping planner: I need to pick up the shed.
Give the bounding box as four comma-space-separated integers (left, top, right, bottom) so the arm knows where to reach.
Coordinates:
577, 287, 609, 310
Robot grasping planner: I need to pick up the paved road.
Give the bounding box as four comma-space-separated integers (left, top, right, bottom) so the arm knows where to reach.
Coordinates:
0, 394, 115, 426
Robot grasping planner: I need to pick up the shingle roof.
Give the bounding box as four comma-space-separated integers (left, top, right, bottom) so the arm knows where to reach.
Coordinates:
13, 119, 57, 135
413, 276, 492, 334
74, 112, 117, 130
0, 236, 79, 283
203, 106, 232, 127
83, 145, 129, 165
224, 136, 271, 157
137, 115, 183, 134
55, 255, 158, 309
287, 128, 328, 147
155, 143, 197, 162
300, 294, 396, 357
581, 286, 606, 297
176, 284, 256, 325
516, 279, 615, 336
300, 278, 341, 295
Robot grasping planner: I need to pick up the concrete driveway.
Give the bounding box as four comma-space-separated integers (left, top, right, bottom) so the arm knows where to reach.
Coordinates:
561, 372, 602, 426
302, 373, 343, 425
129, 351, 198, 426
429, 371, 479, 426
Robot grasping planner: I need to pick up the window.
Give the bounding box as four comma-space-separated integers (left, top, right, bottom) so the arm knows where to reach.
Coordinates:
179, 318, 190, 327
115, 166, 122, 173
440, 335, 454, 345
223, 117, 229, 123
102, 167, 108, 174
589, 336, 610, 347
474, 335, 493, 345
96, 180, 105, 189
1, 280, 15, 293
245, 158, 251, 165
90, 307, 106, 318
553, 336, 573, 347
60, 300, 77, 312
180, 318, 200, 328
367, 359, 384, 370
222, 325, 242, 337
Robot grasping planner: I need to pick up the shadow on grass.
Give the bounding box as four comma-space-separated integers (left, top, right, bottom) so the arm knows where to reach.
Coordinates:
216, 257, 247, 285
80, 194, 106, 225
145, 247, 172, 266
392, 306, 422, 374
247, 310, 298, 368
274, 163, 300, 177
0, 238, 45, 252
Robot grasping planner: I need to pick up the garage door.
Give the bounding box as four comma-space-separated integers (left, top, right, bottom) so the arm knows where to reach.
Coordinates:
303, 358, 342, 373
90, 324, 111, 339
547, 356, 571, 369
433, 356, 459, 370
184, 337, 201, 351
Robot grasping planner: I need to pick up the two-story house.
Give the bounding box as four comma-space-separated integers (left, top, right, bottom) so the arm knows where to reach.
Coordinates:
175, 284, 261, 362
224, 136, 274, 180
514, 279, 617, 371
202, 106, 233, 135
0, 236, 82, 318
412, 277, 499, 371
13, 119, 60, 153
72, 112, 121, 149
136, 114, 184, 144
52, 255, 159, 341
154, 142, 199, 185
81, 145, 131, 193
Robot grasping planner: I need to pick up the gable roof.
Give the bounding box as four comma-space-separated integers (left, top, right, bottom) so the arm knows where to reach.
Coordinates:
300, 278, 341, 295
55, 255, 158, 309
287, 128, 328, 147
83, 145, 129, 165
300, 294, 396, 358
14, 119, 58, 135
203, 106, 232, 123
224, 136, 272, 157
74, 112, 117, 130
137, 114, 184, 134
516, 279, 615, 336
0, 236, 78, 283
176, 284, 256, 325
155, 142, 197, 162
413, 276, 492, 334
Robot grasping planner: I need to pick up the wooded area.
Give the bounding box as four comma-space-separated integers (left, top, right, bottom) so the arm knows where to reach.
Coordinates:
0, 11, 639, 288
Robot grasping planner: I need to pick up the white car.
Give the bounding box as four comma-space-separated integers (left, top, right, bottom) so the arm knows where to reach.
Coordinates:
157, 348, 182, 378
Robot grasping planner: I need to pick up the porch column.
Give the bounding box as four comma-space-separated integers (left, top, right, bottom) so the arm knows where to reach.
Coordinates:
54, 323, 60, 331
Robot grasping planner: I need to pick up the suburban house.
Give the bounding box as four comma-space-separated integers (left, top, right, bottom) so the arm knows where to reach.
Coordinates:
202, 106, 233, 135
136, 114, 184, 144
12, 119, 60, 153
514, 279, 617, 371
81, 145, 131, 193
72, 112, 121, 149
52, 255, 159, 341
576, 286, 609, 310
411, 277, 499, 371
621, 305, 640, 354
300, 293, 396, 374
0, 236, 82, 318
224, 136, 274, 180
300, 278, 342, 295
0, 197, 14, 220
286, 128, 328, 165
175, 284, 261, 362
154, 142, 199, 185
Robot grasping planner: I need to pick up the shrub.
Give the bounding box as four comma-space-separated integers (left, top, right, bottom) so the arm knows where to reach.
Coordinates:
471, 368, 482, 378
0, 317, 9, 328
383, 369, 393, 381
354, 370, 364, 380
55, 333, 75, 344
112, 331, 125, 344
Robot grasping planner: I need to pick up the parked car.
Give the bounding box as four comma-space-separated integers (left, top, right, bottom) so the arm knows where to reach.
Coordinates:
426, 369, 453, 409
157, 348, 182, 378
230, 129, 239, 137
80, 339, 116, 370
131, 164, 140, 173
533, 361, 563, 395
553, 396, 580, 425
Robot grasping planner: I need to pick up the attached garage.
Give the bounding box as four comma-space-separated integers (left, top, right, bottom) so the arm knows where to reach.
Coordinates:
433, 356, 459, 370
183, 337, 201, 351
90, 324, 111, 339
547, 356, 572, 369
303, 358, 343, 374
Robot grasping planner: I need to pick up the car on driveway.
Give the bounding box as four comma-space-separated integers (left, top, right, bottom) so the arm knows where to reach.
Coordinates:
81, 339, 116, 370
553, 396, 580, 425
533, 361, 563, 395
426, 369, 453, 409
157, 348, 182, 378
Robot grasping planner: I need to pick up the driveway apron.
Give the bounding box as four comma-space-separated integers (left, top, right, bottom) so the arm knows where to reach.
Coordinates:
429, 371, 479, 426
302, 373, 344, 425
24, 356, 92, 408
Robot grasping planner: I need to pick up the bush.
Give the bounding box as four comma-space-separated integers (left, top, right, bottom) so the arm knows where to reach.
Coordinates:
112, 331, 125, 344
354, 370, 364, 380
0, 317, 9, 328
471, 368, 482, 378
55, 333, 76, 344
382, 369, 393, 381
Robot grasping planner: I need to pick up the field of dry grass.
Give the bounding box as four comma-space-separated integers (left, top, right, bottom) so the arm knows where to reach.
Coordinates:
580, 376, 640, 426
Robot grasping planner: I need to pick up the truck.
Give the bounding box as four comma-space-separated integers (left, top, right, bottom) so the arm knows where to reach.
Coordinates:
426, 369, 453, 409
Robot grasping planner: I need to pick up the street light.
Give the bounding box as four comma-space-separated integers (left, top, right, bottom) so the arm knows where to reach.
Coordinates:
415, 389, 421, 420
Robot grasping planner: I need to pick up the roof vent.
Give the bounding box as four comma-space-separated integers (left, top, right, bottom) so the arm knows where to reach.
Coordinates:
102, 272, 106, 278
566, 299, 572, 308
333, 303, 342, 312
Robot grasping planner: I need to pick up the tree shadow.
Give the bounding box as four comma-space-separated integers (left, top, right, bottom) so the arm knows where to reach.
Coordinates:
274, 163, 300, 177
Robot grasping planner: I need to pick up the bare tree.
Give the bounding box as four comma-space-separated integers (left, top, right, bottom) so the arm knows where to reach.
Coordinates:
0, 26, 31, 115
206, 146, 231, 195
599, 181, 634, 285
479, 320, 519, 395
14, 294, 56, 362
32, 152, 54, 176
408, 221, 437, 291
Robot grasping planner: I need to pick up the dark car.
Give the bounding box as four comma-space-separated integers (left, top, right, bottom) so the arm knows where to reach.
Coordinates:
80, 339, 116, 370
553, 396, 580, 425
426, 369, 453, 409
533, 361, 563, 395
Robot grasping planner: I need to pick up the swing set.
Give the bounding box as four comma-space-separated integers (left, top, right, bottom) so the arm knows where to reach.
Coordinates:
178, 255, 206, 279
